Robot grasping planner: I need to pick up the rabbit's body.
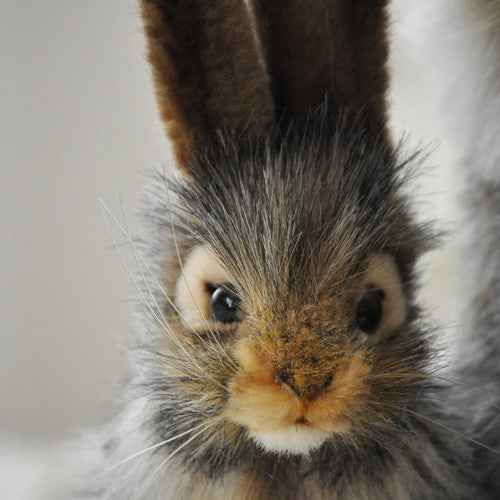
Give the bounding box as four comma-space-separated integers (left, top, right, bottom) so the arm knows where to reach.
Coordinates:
423, 0, 500, 493
393, 1, 500, 494
80, 1, 499, 498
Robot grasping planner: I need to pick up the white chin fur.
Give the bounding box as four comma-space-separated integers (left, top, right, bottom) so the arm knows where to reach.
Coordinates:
251, 427, 331, 456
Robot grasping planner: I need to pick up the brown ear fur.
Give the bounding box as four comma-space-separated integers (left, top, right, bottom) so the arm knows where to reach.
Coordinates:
249, 0, 389, 126
140, 0, 275, 171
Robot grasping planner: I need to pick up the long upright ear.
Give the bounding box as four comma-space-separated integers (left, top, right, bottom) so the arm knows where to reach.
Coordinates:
140, 0, 275, 171
249, 0, 389, 126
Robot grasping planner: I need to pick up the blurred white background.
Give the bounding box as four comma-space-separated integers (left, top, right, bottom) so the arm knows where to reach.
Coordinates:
1, 0, 473, 498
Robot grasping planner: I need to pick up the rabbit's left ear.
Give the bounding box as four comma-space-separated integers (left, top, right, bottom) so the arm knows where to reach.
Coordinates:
250, 0, 390, 129
140, 0, 275, 172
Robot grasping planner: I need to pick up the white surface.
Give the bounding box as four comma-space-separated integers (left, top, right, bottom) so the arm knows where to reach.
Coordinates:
0, 435, 70, 500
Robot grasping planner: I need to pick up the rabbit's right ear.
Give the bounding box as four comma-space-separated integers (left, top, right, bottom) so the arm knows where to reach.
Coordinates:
140, 0, 275, 173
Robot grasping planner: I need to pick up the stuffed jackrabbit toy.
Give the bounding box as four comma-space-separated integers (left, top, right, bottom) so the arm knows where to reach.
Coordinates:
80, 1, 499, 498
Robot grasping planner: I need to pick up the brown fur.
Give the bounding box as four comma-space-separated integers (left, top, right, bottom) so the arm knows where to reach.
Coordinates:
141, 0, 390, 172
175, 246, 408, 444
249, 0, 390, 125
140, 0, 275, 170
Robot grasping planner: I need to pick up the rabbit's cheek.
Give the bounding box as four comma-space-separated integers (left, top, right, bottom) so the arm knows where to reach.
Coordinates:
224, 339, 371, 455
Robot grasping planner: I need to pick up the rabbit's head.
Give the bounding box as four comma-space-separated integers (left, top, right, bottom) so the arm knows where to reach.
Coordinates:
138, 0, 431, 476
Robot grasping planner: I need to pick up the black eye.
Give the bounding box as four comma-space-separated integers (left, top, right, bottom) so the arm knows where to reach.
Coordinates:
209, 286, 241, 324
356, 289, 383, 334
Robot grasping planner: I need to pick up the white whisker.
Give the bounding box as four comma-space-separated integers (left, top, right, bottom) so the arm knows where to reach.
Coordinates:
100, 200, 230, 389
374, 401, 500, 456
163, 173, 237, 371
117, 197, 193, 349
370, 372, 500, 411
87, 421, 209, 484
100, 200, 210, 346
133, 422, 215, 499
99, 201, 198, 366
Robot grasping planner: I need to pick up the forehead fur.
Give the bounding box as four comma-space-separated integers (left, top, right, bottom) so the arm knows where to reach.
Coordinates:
172, 110, 427, 304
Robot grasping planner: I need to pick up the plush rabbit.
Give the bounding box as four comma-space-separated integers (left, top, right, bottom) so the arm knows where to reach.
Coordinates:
79, 1, 499, 498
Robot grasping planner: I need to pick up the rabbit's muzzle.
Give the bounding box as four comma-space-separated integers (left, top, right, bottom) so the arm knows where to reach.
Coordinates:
224, 326, 371, 454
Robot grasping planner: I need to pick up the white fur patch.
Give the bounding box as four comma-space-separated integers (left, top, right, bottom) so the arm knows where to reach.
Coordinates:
250, 427, 331, 456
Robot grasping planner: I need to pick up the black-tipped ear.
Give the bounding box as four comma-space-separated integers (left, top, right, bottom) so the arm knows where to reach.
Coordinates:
250, 0, 389, 127
140, 0, 275, 172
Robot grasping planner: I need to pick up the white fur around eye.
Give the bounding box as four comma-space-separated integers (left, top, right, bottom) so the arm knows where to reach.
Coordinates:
175, 245, 230, 330
360, 254, 407, 338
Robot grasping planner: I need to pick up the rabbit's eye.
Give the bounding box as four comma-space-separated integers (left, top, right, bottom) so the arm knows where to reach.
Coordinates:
356, 289, 384, 334
209, 286, 241, 324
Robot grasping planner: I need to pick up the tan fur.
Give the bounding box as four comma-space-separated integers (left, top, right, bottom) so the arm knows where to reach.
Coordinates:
177, 246, 406, 340
157, 462, 288, 500
225, 337, 368, 436
175, 246, 228, 330
359, 253, 407, 339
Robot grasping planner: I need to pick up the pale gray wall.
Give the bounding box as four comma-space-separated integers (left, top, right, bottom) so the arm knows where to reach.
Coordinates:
0, 0, 171, 439
0, 0, 461, 443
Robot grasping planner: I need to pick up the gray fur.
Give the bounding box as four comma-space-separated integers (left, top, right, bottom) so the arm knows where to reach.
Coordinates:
445, 2, 500, 494
76, 110, 490, 498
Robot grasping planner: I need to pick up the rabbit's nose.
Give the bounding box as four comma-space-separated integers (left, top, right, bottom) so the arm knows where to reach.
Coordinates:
277, 370, 333, 401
